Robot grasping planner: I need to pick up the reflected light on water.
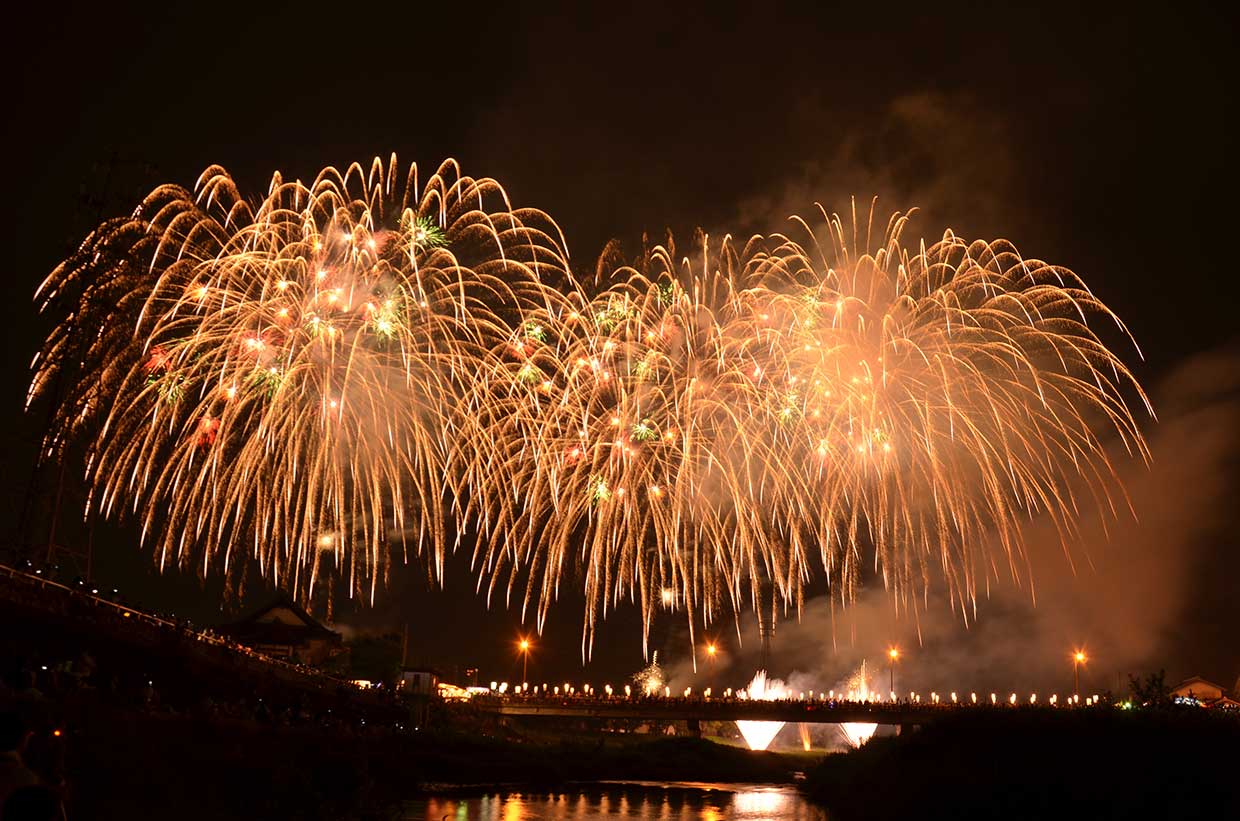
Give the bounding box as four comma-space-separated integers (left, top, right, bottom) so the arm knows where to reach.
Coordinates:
732, 787, 802, 818
408, 784, 825, 820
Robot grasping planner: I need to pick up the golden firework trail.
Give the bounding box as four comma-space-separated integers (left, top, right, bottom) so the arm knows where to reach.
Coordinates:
467, 206, 1150, 652
31, 156, 577, 603
31, 161, 1150, 647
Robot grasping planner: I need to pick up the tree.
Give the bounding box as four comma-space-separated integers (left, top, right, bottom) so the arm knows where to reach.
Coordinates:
1128, 669, 1170, 707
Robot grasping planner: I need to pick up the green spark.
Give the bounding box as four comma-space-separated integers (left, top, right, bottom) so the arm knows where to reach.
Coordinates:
368, 298, 403, 339
516, 363, 541, 385
251, 366, 283, 397
594, 297, 634, 333
149, 372, 186, 405
590, 475, 612, 504
525, 322, 548, 343
410, 215, 447, 249
631, 419, 657, 442
777, 391, 801, 424
657, 282, 676, 307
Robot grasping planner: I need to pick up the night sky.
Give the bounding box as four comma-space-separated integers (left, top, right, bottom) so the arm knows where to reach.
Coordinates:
3, 2, 1237, 695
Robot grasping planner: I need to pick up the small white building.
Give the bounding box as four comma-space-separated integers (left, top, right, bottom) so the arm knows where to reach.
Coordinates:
399, 667, 439, 728
399, 667, 439, 695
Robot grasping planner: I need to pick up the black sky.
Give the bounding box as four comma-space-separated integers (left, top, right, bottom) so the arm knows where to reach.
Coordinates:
3, 1, 1237, 692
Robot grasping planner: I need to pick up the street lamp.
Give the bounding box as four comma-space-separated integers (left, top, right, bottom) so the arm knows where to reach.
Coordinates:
1073, 650, 1087, 698
888, 647, 900, 696
705, 642, 717, 691
519, 638, 531, 686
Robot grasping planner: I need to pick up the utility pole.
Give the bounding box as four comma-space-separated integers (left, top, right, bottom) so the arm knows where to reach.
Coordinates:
757, 581, 775, 671
18, 151, 121, 574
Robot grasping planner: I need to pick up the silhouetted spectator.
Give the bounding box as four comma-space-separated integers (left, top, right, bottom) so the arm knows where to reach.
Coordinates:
13, 676, 41, 704
2, 785, 63, 821
0, 713, 38, 808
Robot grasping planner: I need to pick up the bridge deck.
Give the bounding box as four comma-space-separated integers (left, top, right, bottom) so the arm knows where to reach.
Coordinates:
473, 697, 972, 725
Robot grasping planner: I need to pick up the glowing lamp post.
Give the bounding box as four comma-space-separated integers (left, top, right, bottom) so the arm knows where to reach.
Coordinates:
1073, 651, 1087, 698
888, 648, 900, 696
519, 638, 531, 686
706, 642, 718, 692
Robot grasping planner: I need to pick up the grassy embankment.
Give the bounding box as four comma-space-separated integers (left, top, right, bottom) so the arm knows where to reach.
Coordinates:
803, 708, 1240, 820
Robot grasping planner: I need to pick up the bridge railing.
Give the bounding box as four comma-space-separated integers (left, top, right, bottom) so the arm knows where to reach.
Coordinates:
468, 692, 1108, 720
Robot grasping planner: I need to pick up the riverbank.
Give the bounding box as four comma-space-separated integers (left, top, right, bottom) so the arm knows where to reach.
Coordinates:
2, 570, 817, 819
803, 708, 1240, 820
39, 705, 814, 819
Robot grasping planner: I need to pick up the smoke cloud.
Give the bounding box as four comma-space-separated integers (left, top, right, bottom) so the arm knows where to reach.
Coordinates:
733, 91, 1022, 243
669, 346, 1240, 697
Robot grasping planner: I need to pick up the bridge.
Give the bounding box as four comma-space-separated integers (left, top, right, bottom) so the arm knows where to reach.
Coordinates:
472, 695, 961, 726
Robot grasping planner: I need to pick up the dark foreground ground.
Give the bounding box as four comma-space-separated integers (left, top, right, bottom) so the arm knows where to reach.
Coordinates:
0, 567, 808, 819
6, 571, 1237, 819
43, 707, 802, 820
41, 702, 1240, 820
804, 708, 1240, 821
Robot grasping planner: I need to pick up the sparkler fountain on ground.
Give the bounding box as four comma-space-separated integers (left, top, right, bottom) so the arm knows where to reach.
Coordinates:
836, 661, 879, 748
733, 663, 880, 751
31, 158, 1151, 648
736, 670, 788, 751
632, 651, 666, 696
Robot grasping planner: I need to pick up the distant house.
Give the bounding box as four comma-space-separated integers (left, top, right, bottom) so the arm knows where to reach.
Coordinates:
1170, 676, 1231, 708
219, 595, 343, 666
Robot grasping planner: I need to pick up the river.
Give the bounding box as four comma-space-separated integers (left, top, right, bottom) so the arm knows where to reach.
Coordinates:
405, 782, 825, 820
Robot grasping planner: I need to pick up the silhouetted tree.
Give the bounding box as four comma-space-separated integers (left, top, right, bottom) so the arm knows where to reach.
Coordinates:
1128, 669, 1170, 707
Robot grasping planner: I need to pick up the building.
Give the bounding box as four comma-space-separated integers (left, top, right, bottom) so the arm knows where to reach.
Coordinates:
1171, 676, 1224, 702
219, 595, 343, 666
1170, 676, 1237, 709
399, 666, 439, 728
398, 667, 439, 695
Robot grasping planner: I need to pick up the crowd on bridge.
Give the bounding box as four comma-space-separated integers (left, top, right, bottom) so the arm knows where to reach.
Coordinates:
477, 681, 1110, 713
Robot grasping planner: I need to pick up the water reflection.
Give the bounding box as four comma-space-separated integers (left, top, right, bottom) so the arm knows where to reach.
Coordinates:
408, 783, 824, 820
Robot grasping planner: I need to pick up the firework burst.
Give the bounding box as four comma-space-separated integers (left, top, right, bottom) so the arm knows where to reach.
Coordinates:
462, 207, 1150, 651
32, 156, 575, 603
34, 162, 1149, 647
